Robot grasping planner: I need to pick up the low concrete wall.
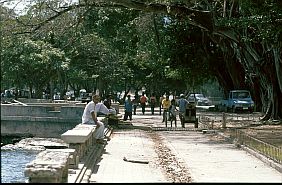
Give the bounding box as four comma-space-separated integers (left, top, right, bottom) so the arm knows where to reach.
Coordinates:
25, 118, 111, 183
25, 150, 71, 183
1, 104, 85, 138
1, 102, 119, 138
1, 104, 85, 117
1, 120, 79, 138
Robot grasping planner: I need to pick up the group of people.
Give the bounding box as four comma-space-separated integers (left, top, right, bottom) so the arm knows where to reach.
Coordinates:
81, 93, 189, 144
160, 94, 188, 127
123, 92, 147, 121
123, 92, 157, 121
123, 92, 189, 127
81, 92, 148, 143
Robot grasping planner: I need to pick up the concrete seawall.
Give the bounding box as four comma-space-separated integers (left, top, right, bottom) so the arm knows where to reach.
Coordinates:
1, 101, 120, 138
1, 104, 85, 138
24, 117, 113, 183
1, 100, 119, 183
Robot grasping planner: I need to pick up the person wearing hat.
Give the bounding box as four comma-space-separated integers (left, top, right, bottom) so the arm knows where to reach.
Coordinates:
178, 94, 188, 127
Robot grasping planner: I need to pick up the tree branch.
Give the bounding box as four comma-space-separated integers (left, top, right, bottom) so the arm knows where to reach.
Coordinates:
13, 0, 214, 34
110, 0, 214, 31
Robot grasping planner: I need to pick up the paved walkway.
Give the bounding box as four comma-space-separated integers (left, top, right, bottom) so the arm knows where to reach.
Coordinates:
160, 131, 282, 182
89, 129, 168, 183
89, 109, 282, 183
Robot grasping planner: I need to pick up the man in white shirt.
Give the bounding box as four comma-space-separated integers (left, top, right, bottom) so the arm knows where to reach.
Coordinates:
82, 94, 110, 143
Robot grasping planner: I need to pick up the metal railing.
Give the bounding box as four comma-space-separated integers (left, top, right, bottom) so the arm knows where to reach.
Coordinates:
232, 129, 282, 164
198, 112, 262, 123
197, 112, 281, 164
197, 112, 263, 130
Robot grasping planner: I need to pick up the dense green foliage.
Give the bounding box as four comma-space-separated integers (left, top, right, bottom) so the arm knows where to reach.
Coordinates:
1, 0, 281, 120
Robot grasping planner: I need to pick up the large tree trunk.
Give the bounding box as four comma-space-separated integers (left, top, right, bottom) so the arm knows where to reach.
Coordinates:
213, 28, 281, 121
210, 34, 247, 97
260, 44, 282, 120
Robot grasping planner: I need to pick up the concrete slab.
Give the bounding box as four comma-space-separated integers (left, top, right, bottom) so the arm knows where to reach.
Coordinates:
89, 129, 168, 183
87, 108, 281, 183
160, 131, 282, 183
61, 129, 92, 143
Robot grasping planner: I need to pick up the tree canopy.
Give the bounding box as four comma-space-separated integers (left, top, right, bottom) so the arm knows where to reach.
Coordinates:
1, 0, 281, 121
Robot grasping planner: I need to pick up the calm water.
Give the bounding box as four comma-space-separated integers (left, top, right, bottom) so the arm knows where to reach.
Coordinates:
1, 150, 38, 183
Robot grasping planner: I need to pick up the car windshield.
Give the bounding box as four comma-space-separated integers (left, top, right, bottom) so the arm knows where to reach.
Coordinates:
189, 94, 204, 98
195, 94, 204, 98
233, 92, 250, 99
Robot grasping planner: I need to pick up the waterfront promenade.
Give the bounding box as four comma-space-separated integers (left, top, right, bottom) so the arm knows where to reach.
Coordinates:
2, 102, 281, 183
87, 109, 282, 183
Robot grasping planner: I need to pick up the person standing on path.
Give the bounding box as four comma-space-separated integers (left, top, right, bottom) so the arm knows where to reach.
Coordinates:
132, 95, 139, 115
150, 93, 156, 115
169, 99, 178, 127
140, 92, 147, 115
177, 94, 188, 127
162, 96, 171, 123
123, 94, 133, 121
82, 94, 110, 144
159, 95, 164, 115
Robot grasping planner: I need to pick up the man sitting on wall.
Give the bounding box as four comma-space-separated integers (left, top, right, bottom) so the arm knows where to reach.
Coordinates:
81, 94, 111, 144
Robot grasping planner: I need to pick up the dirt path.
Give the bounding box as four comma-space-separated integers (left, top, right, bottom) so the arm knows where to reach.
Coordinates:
149, 131, 192, 183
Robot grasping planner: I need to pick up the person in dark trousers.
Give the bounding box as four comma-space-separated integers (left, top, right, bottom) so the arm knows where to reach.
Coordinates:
123, 95, 133, 121
159, 95, 164, 115
178, 93, 188, 128
150, 93, 156, 115
169, 99, 178, 127
132, 95, 139, 115
162, 96, 171, 123
140, 92, 147, 115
